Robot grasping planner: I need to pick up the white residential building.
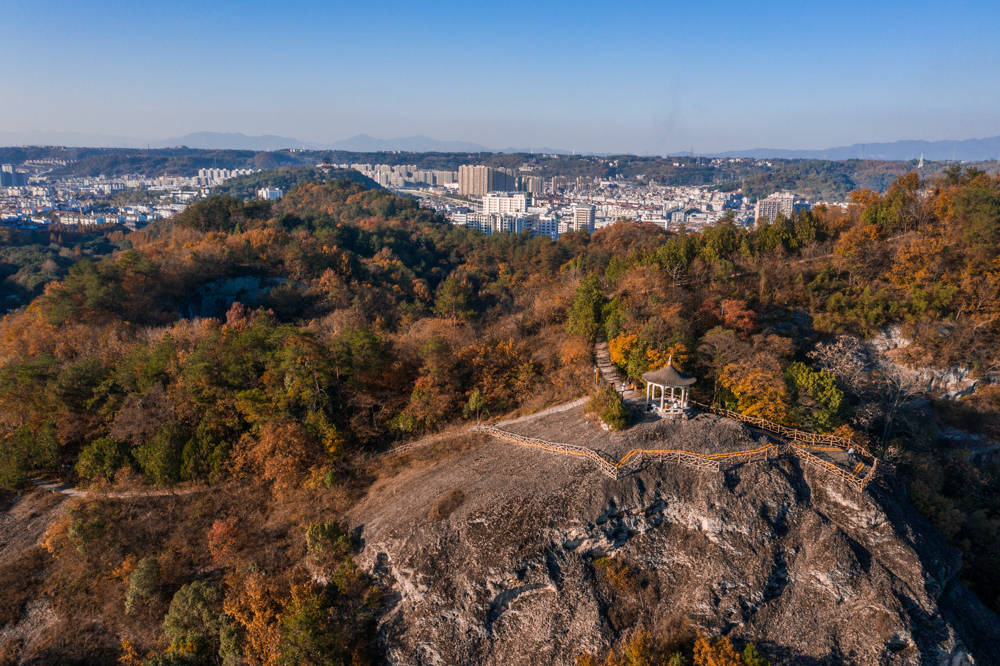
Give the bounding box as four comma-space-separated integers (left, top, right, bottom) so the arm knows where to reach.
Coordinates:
482, 192, 528, 215
257, 187, 284, 200
464, 212, 529, 235
569, 204, 595, 232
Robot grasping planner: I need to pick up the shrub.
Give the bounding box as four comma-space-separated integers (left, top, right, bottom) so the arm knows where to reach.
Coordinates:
124, 556, 160, 615
207, 519, 240, 565
133, 422, 187, 485
278, 585, 344, 665
742, 643, 769, 666
218, 616, 245, 666
0, 445, 27, 490
668, 653, 689, 666
75, 437, 128, 481
592, 556, 638, 595
0, 424, 58, 490
693, 634, 741, 666
784, 361, 844, 431
67, 505, 110, 553
586, 385, 628, 430
566, 275, 605, 341
305, 522, 353, 562
163, 581, 224, 656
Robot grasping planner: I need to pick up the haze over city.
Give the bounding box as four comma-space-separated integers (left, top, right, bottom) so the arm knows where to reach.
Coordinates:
3, 0, 1000, 154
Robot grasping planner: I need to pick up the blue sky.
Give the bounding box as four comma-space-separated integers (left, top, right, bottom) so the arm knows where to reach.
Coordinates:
2, 0, 999, 153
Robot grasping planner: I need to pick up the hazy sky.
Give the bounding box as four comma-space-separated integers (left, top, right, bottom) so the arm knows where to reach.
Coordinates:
2, 0, 999, 153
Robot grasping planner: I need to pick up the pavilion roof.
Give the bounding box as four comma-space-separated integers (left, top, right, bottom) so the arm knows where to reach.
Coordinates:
642, 358, 696, 387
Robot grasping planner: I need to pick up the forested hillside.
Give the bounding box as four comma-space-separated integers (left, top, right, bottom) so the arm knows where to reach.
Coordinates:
211, 167, 379, 199
46, 149, 310, 178
0, 226, 126, 311
1, 168, 999, 662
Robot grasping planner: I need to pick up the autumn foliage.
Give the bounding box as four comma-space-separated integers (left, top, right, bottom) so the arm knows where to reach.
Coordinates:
4, 167, 1000, 661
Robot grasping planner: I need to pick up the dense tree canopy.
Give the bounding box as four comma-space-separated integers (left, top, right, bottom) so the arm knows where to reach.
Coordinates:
3, 168, 1000, 660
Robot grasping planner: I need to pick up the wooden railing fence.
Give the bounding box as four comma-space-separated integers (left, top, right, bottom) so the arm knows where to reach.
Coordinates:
690, 401, 875, 458
474, 403, 880, 492
474, 426, 782, 480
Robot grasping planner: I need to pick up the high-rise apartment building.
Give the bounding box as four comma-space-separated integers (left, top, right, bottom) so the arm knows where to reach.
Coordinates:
530, 216, 559, 239
458, 165, 515, 195
569, 204, 595, 232
519, 175, 543, 194
0, 165, 27, 187
754, 192, 807, 224
458, 165, 487, 195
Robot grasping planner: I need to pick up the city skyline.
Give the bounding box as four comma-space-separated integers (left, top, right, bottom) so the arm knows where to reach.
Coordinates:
3, 0, 1000, 154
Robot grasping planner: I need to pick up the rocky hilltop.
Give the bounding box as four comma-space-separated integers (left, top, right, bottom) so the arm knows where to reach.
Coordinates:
349, 409, 1000, 665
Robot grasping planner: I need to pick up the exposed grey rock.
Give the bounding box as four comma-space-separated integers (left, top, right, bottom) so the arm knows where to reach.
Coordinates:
349, 416, 1000, 665
869, 326, 993, 399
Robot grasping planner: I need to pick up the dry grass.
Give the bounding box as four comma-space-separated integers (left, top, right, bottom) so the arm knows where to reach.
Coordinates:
0, 476, 371, 663
368, 430, 486, 481
0, 546, 48, 627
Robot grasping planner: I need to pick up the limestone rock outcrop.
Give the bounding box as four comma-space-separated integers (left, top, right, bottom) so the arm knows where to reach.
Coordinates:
349, 415, 1000, 665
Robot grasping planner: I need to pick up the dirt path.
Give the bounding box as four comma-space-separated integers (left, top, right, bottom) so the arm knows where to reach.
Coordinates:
494, 397, 588, 427
378, 398, 591, 460
29, 478, 211, 500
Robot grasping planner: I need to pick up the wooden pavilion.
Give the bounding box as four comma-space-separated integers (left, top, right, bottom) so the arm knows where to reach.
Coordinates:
642, 355, 696, 419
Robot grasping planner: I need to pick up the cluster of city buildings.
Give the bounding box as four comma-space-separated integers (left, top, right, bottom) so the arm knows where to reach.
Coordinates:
446, 191, 595, 239
52, 207, 169, 227
0, 164, 261, 229
341, 163, 544, 196
0, 180, 192, 228
457, 165, 543, 196
1, 154, 822, 239
350, 164, 458, 188
195, 168, 256, 187
379, 162, 817, 240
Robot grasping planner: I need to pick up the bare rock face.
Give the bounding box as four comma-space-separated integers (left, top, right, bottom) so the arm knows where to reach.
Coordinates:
348, 416, 1000, 665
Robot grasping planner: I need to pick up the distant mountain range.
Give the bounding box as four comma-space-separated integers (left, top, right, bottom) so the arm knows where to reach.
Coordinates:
709, 136, 1000, 161
156, 132, 570, 154
2, 130, 999, 161
154, 131, 311, 151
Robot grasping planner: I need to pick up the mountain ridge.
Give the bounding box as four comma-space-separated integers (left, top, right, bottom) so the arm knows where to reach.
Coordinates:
708, 135, 1000, 161
3, 130, 1000, 161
